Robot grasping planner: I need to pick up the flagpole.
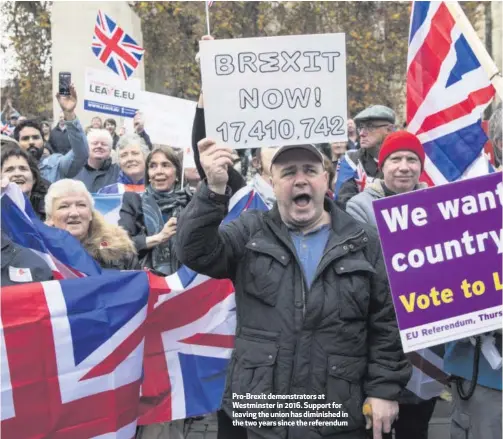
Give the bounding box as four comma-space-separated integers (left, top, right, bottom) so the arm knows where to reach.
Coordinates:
205, 1, 211, 35
445, 1, 503, 99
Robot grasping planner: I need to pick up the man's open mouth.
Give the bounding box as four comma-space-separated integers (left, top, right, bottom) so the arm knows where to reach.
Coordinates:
293, 194, 311, 207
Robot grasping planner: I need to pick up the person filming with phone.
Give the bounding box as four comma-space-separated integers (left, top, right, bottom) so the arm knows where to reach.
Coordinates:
12, 78, 88, 183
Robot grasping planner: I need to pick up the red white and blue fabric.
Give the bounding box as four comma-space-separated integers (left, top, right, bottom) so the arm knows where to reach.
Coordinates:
407, 1, 495, 186
92, 10, 145, 80
1, 181, 271, 428
1, 183, 102, 278
333, 153, 374, 199
1, 271, 150, 439
404, 0, 496, 399
139, 268, 235, 424
97, 183, 145, 195
1, 123, 15, 136
138, 185, 270, 423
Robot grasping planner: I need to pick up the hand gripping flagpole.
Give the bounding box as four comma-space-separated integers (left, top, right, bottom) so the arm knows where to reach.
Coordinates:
205, 1, 211, 36
445, 1, 503, 99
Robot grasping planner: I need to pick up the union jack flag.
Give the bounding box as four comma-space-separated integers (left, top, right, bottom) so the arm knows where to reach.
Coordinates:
403, 0, 496, 400
1, 124, 15, 136
138, 184, 270, 424
1, 271, 150, 439
1, 183, 102, 279
407, 1, 495, 186
138, 268, 235, 424
1, 181, 271, 431
92, 10, 145, 80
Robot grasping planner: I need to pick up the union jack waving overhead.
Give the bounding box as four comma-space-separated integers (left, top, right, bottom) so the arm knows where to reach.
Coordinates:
407, 1, 496, 186
1, 272, 150, 439
92, 10, 145, 80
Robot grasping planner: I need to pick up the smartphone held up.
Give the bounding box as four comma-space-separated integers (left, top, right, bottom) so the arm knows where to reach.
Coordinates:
59, 72, 72, 96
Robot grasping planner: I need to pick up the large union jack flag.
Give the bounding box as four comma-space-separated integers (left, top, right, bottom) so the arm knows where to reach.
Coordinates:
1, 181, 271, 433
138, 184, 270, 424
335, 1, 496, 200
1, 271, 150, 439
402, 0, 496, 400
92, 10, 145, 80
407, 1, 495, 186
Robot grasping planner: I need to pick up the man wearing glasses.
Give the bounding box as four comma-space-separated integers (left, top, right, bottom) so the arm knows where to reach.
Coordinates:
335, 105, 395, 210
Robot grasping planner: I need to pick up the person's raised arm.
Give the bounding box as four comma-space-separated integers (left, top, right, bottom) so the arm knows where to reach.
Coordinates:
134, 111, 153, 150
55, 84, 89, 178
192, 35, 246, 192
176, 138, 254, 280
191, 92, 207, 180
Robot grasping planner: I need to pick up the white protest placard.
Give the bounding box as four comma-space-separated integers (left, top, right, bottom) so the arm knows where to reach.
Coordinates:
124, 92, 196, 148
200, 33, 347, 149
84, 67, 141, 118
183, 145, 196, 169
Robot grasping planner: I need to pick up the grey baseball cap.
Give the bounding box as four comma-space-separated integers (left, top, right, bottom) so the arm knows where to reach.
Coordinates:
354, 105, 396, 124
270, 144, 324, 171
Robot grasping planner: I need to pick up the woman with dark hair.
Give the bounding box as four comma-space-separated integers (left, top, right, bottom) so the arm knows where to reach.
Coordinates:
119, 146, 192, 275
41, 121, 51, 143
1, 145, 50, 220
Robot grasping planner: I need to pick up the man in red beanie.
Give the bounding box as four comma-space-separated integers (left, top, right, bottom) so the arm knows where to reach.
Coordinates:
346, 131, 426, 225
346, 131, 436, 439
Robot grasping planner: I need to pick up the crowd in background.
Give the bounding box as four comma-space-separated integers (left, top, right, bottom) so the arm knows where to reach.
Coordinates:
0, 36, 502, 439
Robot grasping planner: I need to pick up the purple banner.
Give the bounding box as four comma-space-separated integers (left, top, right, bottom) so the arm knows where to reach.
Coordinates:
374, 173, 502, 352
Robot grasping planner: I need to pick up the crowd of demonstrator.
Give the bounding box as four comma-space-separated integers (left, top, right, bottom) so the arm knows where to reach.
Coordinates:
1, 34, 502, 439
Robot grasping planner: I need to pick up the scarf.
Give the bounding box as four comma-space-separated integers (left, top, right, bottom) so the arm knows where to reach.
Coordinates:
142, 185, 192, 236
118, 170, 144, 185
140, 185, 192, 276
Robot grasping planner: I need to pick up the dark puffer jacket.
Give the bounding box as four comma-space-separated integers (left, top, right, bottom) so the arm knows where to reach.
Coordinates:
1, 231, 53, 286
176, 183, 411, 439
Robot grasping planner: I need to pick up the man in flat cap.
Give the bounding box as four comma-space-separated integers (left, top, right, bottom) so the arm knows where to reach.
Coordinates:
334, 105, 396, 210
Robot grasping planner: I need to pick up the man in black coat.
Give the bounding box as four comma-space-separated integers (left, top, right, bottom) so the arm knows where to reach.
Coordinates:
48, 113, 72, 155
176, 140, 411, 439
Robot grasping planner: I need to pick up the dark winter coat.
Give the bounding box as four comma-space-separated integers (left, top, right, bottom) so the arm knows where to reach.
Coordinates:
176, 183, 411, 439
118, 188, 192, 276
49, 126, 72, 155
336, 149, 382, 211
1, 231, 53, 286
75, 159, 120, 193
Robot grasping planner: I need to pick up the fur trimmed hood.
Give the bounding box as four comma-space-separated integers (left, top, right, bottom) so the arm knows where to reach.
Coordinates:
81, 210, 137, 266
